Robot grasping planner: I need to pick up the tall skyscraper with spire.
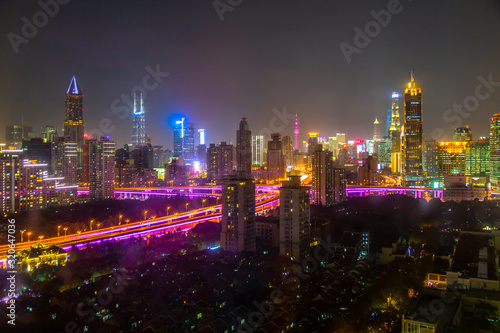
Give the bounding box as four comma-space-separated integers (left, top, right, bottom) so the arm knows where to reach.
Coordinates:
373, 118, 380, 141
403, 70, 424, 185
132, 93, 147, 147
389, 92, 402, 174
294, 114, 300, 151
64, 76, 84, 171
236, 118, 252, 178
389, 92, 401, 131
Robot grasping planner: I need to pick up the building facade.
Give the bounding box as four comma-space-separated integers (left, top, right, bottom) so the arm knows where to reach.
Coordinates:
403, 71, 424, 185
236, 118, 252, 179
252, 135, 264, 166
489, 113, 500, 190
267, 133, 285, 181
279, 172, 310, 262
88, 137, 115, 200
63, 76, 84, 171
220, 172, 256, 253
311, 145, 333, 206
132, 93, 147, 147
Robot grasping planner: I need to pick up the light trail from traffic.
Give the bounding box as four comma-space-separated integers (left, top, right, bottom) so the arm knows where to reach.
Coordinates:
0, 186, 280, 267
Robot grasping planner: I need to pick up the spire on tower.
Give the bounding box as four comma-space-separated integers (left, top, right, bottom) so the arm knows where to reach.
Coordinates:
66, 76, 81, 95
411, 69, 415, 83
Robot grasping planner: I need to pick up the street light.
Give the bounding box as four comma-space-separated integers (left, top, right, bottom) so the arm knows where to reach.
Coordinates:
20, 230, 25, 242
119, 214, 123, 225
58, 225, 61, 237
125, 219, 130, 224
185, 203, 189, 212
97, 223, 102, 229
90, 219, 94, 231
166, 206, 171, 215
202, 199, 206, 208
27, 232, 31, 242
38, 235, 44, 242
63, 227, 68, 237
144, 210, 148, 220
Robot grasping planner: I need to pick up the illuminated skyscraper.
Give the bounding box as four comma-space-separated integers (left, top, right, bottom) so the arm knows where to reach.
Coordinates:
0, 149, 22, 214
489, 113, 500, 190
403, 70, 424, 185
389, 92, 402, 174
267, 133, 285, 181
173, 117, 184, 158
220, 171, 256, 253
41, 125, 58, 143
453, 126, 472, 142
183, 123, 195, 165
423, 140, 438, 178
282, 135, 293, 167
279, 171, 310, 262
373, 118, 381, 141
171, 117, 194, 165
64, 76, 84, 169
437, 141, 467, 179
294, 114, 300, 151
236, 118, 252, 178
333, 168, 347, 203
198, 129, 205, 145
386, 109, 391, 137
378, 137, 392, 169
307, 133, 319, 155
336, 133, 346, 146
312, 145, 333, 206
389, 92, 401, 131
88, 136, 115, 200
206, 142, 233, 182
466, 138, 490, 178
132, 93, 146, 147
252, 135, 264, 166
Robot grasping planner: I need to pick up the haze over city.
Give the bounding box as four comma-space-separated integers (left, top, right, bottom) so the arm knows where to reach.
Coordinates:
2, 0, 500, 146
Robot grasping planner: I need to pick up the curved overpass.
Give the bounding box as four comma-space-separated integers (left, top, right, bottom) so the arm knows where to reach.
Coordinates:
0, 187, 279, 267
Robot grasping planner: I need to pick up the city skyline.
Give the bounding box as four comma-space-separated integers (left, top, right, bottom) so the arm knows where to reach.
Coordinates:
1, 1, 500, 147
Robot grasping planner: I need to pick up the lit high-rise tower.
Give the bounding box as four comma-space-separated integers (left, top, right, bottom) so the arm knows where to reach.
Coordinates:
373, 118, 380, 141
403, 70, 424, 185
389, 92, 401, 131
198, 129, 205, 145
236, 118, 252, 178
64, 76, 84, 170
132, 93, 146, 147
389, 93, 402, 173
89, 136, 115, 200
279, 171, 310, 262
294, 114, 299, 151
489, 113, 500, 190
183, 123, 195, 165
173, 117, 185, 158
220, 171, 256, 253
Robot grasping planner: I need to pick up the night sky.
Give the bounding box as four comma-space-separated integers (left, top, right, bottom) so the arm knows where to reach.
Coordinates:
1, 0, 500, 148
